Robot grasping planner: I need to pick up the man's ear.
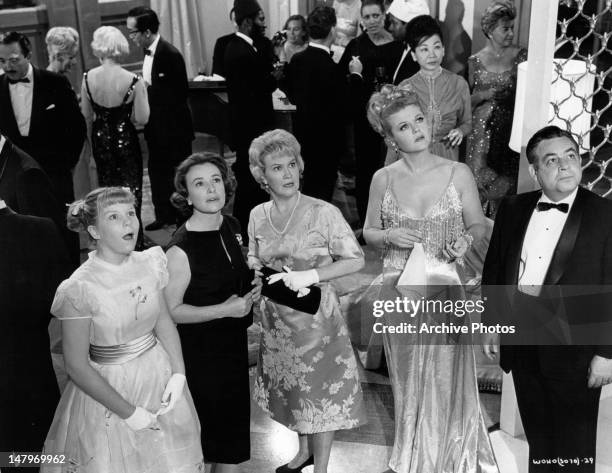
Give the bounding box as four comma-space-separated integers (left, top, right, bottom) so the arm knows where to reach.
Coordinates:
528, 163, 538, 184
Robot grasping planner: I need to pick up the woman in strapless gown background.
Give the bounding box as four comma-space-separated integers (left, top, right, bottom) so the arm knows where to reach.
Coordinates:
363, 84, 498, 473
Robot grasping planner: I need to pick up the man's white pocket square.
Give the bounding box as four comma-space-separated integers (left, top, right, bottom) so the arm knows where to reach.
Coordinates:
158, 73, 165, 77
45, 104, 56, 110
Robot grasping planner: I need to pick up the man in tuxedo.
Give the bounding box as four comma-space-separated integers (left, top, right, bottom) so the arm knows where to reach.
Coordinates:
281, 6, 348, 202
482, 126, 612, 472
224, 0, 276, 241
0, 201, 70, 460
0, 32, 84, 263
212, 9, 237, 78
127, 7, 194, 231
383, 0, 429, 84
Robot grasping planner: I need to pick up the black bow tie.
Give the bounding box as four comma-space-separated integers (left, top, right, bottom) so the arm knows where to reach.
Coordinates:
7, 77, 30, 85
536, 202, 569, 213
144, 48, 152, 56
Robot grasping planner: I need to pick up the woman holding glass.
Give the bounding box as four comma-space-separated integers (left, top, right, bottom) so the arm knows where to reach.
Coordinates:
339, 0, 395, 226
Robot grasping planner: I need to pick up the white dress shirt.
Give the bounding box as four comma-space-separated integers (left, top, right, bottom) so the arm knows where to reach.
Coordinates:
142, 34, 161, 86
518, 189, 578, 295
0, 135, 6, 154
393, 46, 410, 84
308, 42, 332, 55
9, 64, 34, 137
235, 31, 256, 51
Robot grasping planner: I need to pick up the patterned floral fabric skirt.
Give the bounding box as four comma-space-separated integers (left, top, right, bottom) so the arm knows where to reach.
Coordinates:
253, 283, 367, 434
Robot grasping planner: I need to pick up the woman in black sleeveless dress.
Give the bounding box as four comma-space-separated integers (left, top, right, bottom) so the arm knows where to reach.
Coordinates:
81, 26, 149, 228
164, 153, 260, 472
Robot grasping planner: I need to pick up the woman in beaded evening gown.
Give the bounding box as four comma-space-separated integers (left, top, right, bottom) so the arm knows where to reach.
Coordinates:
465, 1, 527, 218
364, 85, 498, 472
165, 154, 258, 472
81, 27, 149, 229
42, 187, 203, 473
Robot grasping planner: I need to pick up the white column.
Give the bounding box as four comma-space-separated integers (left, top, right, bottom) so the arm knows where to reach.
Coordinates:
516, 1, 558, 193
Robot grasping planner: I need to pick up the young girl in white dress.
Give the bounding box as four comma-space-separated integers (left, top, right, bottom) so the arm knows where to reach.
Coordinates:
42, 187, 203, 473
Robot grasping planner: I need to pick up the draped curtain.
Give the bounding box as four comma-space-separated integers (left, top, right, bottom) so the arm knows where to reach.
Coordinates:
150, 0, 208, 77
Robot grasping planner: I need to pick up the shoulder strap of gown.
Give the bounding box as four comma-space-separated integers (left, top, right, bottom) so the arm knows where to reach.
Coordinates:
83, 72, 97, 107
121, 75, 140, 104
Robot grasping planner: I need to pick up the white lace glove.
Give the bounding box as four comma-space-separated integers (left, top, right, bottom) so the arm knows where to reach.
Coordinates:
157, 373, 186, 415
125, 406, 159, 431
267, 266, 319, 296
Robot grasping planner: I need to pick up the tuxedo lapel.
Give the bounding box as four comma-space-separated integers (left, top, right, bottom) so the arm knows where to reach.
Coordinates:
543, 187, 584, 285
0, 77, 20, 137
151, 38, 166, 87
29, 67, 44, 138
505, 191, 541, 284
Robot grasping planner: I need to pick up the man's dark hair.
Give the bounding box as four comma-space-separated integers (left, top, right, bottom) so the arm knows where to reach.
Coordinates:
361, 0, 385, 13
405, 15, 443, 51
127, 6, 160, 34
0, 32, 32, 57
307, 6, 337, 40
526, 125, 580, 165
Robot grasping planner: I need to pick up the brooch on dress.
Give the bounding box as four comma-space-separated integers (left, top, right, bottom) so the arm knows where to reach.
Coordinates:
129, 286, 148, 320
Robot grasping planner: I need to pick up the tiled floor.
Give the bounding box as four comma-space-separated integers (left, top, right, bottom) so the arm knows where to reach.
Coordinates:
135, 134, 612, 473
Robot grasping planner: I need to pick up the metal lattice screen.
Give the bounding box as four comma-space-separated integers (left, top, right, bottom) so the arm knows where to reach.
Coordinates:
554, 0, 612, 197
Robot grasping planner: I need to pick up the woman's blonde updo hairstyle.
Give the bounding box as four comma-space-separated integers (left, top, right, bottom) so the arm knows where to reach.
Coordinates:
45, 26, 79, 57
367, 83, 424, 137
67, 187, 135, 235
249, 129, 304, 192
481, 0, 516, 38
170, 152, 236, 216
91, 25, 129, 60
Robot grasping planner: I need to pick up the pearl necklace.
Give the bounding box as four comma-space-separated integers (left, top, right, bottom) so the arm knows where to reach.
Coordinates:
269, 192, 301, 234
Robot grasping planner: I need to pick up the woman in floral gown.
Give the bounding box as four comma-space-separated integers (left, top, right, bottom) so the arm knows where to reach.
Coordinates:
465, 0, 527, 218
42, 187, 203, 473
363, 84, 498, 472
248, 129, 367, 473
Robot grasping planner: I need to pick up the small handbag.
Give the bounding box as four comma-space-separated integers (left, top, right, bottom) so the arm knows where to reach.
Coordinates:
260, 266, 321, 315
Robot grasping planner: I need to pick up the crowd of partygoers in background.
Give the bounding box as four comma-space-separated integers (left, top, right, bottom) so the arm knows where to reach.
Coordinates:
1, 0, 612, 472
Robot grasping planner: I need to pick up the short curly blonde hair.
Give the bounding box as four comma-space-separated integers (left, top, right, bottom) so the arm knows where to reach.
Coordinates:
481, 0, 516, 38
45, 26, 79, 57
91, 26, 129, 60
249, 129, 305, 191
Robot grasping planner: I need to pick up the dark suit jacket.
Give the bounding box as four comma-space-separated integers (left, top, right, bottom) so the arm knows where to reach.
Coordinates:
212, 33, 235, 77
224, 34, 276, 156
0, 206, 70, 450
0, 67, 85, 204
482, 187, 612, 377
281, 46, 349, 164
382, 41, 419, 85
0, 137, 63, 233
146, 38, 194, 144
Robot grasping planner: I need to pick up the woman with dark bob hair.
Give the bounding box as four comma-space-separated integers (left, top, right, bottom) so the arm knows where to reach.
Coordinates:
397, 15, 471, 162
164, 153, 261, 473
